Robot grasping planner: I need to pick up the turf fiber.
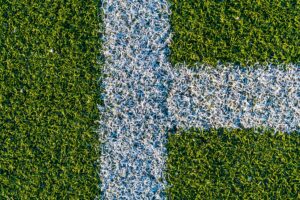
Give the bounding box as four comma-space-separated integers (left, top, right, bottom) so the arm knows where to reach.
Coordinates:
166, 128, 300, 199
0, 0, 102, 198
168, 0, 300, 67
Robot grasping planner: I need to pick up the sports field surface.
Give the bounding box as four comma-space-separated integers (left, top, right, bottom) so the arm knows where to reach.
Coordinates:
0, 1, 102, 198
100, 0, 299, 198
1, 0, 299, 199
169, 0, 300, 67
167, 128, 300, 199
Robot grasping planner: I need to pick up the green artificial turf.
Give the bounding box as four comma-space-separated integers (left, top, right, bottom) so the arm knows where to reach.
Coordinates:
168, 0, 300, 67
166, 128, 300, 199
0, 0, 103, 198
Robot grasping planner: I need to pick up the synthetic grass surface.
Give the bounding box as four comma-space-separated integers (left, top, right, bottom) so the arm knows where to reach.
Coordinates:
0, 0, 102, 198
169, 0, 300, 67
166, 128, 300, 199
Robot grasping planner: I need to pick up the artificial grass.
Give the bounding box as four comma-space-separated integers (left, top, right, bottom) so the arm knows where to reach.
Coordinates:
168, 0, 300, 67
0, 0, 103, 198
166, 128, 300, 199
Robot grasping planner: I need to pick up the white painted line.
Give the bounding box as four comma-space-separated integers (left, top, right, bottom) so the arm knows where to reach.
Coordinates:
99, 0, 172, 199
168, 64, 300, 133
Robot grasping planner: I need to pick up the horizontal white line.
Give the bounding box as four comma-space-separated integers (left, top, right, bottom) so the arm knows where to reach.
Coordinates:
168, 64, 300, 133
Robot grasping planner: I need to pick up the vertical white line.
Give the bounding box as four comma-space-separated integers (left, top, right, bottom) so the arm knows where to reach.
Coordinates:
100, 0, 172, 199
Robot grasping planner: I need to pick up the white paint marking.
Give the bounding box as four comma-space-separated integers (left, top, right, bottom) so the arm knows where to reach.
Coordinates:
99, 0, 299, 198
